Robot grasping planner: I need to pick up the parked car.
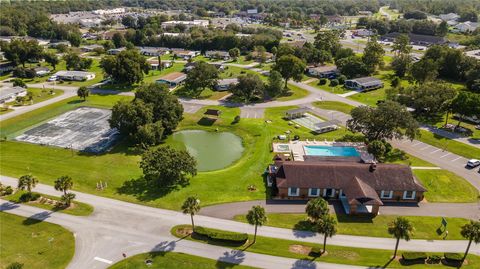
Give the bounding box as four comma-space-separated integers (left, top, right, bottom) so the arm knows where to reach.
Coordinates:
466, 159, 480, 168
47, 75, 58, 82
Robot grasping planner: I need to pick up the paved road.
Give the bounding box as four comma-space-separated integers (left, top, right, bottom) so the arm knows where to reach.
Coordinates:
0, 175, 474, 269
200, 199, 480, 220
0, 82, 78, 121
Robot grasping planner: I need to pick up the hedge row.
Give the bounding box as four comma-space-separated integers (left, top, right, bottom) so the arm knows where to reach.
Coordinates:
194, 226, 248, 244
402, 252, 427, 261
402, 252, 465, 264
444, 253, 463, 262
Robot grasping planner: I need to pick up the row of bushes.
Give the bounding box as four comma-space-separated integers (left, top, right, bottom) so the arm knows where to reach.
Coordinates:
402, 252, 463, 264
194, 226, 248, 244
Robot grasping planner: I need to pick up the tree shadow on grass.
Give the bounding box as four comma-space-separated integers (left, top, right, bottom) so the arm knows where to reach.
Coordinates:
149, 240, 176, 258
116, 177, 178, 202
22, 211, 52, 225
67, 99, 84, 105
216, 250, 246, 269
197, 117, 217, 126
291, 259, 317, 269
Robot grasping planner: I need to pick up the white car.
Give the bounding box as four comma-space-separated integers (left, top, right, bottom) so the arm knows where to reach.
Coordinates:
47, 75, 58, 82
466, 159, 480, 168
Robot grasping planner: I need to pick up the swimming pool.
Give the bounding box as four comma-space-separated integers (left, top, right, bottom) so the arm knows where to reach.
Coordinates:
304, 145, 360, 157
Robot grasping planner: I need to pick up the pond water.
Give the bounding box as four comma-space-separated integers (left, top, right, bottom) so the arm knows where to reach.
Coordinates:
171, 130, 244, 171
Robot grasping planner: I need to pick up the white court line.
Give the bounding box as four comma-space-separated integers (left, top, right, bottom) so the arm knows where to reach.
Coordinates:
420, 145, 430, 150
451, 156, 463, 162
440, 153, 451, 158
430, 149, 441, 154
413, 142, 423, 146
94, 257, 113, 264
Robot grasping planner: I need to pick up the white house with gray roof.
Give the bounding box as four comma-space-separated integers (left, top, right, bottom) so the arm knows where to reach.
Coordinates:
0, 86, 27, 104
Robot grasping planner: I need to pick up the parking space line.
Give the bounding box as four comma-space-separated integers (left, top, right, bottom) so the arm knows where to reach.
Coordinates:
451, 156, 463, 162
420, 145, 430, 150
440, 153, 451, 158
413, 142, 423, 146
94, 257, 113, 264
430, 149, 441, 154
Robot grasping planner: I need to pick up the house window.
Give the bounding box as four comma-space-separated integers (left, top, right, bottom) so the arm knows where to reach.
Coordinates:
323, 188, 335, 197
403, 191, 416, 200
308, 188, 320, 197
288, 187, 299, 197
380, 191, 393, 199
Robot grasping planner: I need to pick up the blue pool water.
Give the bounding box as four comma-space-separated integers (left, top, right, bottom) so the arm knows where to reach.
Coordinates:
304, 146, 360, 157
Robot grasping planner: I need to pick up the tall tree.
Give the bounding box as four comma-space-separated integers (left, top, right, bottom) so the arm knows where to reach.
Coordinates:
347, 101, 419, 141
336, 56, 369, 78
77, 86, 90, 101
391, 34, 411, 55
100, 49, 149, 85
273, 55, 306, 88
231, 73, 265, 102
391, 54, 412, 78
246, 205, 267, 244
184, 61, 219, 97
451, 92, 480, 127
410, 58, 438, 83
54, 175, 73, 195
317, 215, 337, 253
1, 39, 43, 67
362, 37, 385, 73
43, 51, 59, 70
314, 30, 341, 55
387, 217, 414, 258
140, 146, 197, 187
182, 196, 201, 231
266, 70, 284, 98
305, 197, 329, 223
460, 220, 480, 263
228, 48, 240, 61
17, 174, 38, 194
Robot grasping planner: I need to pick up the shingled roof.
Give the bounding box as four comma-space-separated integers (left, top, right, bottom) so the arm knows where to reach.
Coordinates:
275, 161, 426, 192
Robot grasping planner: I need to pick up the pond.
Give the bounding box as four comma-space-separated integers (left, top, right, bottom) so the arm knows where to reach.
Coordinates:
170, 130, 244, 171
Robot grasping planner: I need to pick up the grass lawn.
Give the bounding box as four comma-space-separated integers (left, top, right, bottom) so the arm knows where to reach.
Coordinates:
413, 169, 479, 203
233, 214, 470, 240
0, 108, 13, 115
221, 66, 265, 80
0, 212, 74, 269
6, 88, 63, 108
228, 56, 254, 65
172, 225, 480, 268
108, 251, 255, 269
387, 153, 436, 167
0, 103, 351, 210
174, 86, 231, 101
143, 63, 186, 84
417, 129, 480, 160
276, 84, 310, 101
312, 101, 355, 114
347, 87, 386, 107
3, 190, 94, 216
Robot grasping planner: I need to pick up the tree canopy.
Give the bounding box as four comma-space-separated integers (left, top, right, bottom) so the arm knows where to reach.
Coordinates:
347, 101, 419, 141
273, 54, 306, 88
184, 61, 219, 97
100, 49, 149, 85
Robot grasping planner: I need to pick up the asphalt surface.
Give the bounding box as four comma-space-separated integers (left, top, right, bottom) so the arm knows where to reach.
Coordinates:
0, 175, 475, 269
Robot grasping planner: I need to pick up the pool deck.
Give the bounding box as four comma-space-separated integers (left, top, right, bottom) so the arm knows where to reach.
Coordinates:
272, 141, 374, 163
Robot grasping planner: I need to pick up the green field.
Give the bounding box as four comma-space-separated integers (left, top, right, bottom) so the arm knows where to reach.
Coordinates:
307, 80, 352, 94
312, 101, 355, 114
413, 169, 479, 203
233, 214, 469, 240
0, 212, 74, 269
0, 99, 352, 210
172, 225, 479, 268
109, 251, 255, 269
4, 190, 94, 216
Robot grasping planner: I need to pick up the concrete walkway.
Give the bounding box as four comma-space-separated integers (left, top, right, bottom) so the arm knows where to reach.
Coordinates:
1, 175, 475, 269
200, 200, 480, 220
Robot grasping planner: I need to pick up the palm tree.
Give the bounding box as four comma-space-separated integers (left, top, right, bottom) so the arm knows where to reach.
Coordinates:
305, 197, 329, 223
77, 86, 90, 101
460, 220, 480, 263
17, 174, 38, 194
61, 193, 76, 207
387, 217, 414, 258
54, 175, 73, 195
181, 196, 201, 231
246, 205, 267, 244
317, 215, 337, 253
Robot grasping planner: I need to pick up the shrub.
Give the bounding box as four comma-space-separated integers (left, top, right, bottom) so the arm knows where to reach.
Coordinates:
338, 75, 347, 84
444, 253, 463, 262
12, 78, 26, 88
402, 252, 427, 261
318, 78, 327, 85
0, 185, 13, 196
6, 262, 23, 269
309, 247, 322, 257
329, 79, 339, 87
193, 226, 248, 244
233, 115, 241, 124
19, 192, 40, 202
427, 255, 441, 264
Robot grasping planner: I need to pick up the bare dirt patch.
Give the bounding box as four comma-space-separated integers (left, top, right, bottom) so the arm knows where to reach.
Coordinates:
177, 227, 193, 236
289, 244, 312, 255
